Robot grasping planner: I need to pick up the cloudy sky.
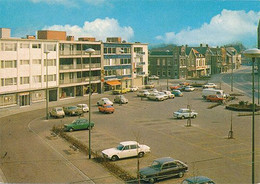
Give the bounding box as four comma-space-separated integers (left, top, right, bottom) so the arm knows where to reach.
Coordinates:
0, 0, 260, 47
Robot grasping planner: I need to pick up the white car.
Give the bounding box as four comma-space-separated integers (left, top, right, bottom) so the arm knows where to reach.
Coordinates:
129, 86, 139, 92
77, 104, 89, 113
102, 141, 151, 161
147, 93, 164, 101
173, 108, 198, 119
137, 90, 150, 97
150, 88, 159, 94
203, 83, 217, 89
158, 92, 168, 100
162, 90, 175, 99
184, 85, 195, 92
97, 98, 113, 106
148, 75, 159, 80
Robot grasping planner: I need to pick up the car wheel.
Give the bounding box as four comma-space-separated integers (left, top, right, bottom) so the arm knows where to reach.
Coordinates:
138, 152, 144, 158
111, 155, 119, 161
181, 116, 185, 119
178, 172, 184, 178
149, 178, 156, 183
192, 115, 196, 118
69, 128, 73, 132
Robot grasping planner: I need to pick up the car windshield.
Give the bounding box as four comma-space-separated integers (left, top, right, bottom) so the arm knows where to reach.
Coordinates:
105, 105, 112, 108
116, 144, 124, 150
151, 161, 161, 169
56, 108, 63, 111
68, 106, 77, 110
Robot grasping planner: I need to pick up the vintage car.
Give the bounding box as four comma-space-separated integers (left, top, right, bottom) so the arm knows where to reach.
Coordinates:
128, 86, 139, 92
77, 104, 89, 113
184, 85, 195, 92
114, 95, 128, 104
98, 104, 115, 114
206, 95, 225, 102
162, 90, 175, 99
49, 107, 65, 118
139, 157, 188, 183
137, 90, 150, 97
112, 88, 128, 95
64, 118, 94, 132
102, 141, 151, 161
171, 90, 183, 97
97, 98, 113, 106
173, 108, 198, 119
181, 176, 215, 184
145, 83, 155, 89
147, 93, 164, 101
63, 106, 83, 116
148, 75, 159, 80
203, 83, 217, 89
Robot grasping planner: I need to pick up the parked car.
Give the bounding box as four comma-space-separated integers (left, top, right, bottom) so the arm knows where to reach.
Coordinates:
181, 176, 215, 184
114, 95, 128, 104
137, 90, 150, 97
147, 93, 165, 101
150, 88, 159, 94
77, 104, 89, 113
184, 85, 195, 92
49, 107, 65, 118
63, 106, 83, 116
171, 90, 183, 97
139, 157, 188, 183
179, 82, 190, 86
206, 95, 225, 102
145, 83, 155, 89
128, 86, 139, 92
173, 108, 198, 119
98, 104, 115, 114
162, 90, 175, 99
149, 75, 159, 80
97, 98, 113, 106
203, 83, 217, 89
170, 85, 181, 90
158, 92, 168, 100
102, 141, 151, 161
112, 88, 128, 95
64, 118, 94, 132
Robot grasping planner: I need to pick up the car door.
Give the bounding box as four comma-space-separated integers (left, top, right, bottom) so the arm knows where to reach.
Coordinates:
159, 163, 173, 179
129, 144, 139, 157
119, 145, 131, 158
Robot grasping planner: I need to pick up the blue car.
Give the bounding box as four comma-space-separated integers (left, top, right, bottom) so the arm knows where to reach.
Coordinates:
181, 176, 215, 184
171, 90, 183, 97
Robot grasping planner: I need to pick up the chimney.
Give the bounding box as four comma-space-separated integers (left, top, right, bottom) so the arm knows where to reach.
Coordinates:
26, 35, 36, 39
0, 28, 11, 38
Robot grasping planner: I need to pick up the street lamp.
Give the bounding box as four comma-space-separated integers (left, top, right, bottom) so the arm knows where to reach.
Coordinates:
243, 48, 260, 184
85, 48, 95, 159
119, 49, 124, 106
44, 49, 50, 120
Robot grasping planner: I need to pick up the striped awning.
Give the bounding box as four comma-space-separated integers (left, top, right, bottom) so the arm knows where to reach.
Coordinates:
106, 80, 121, 86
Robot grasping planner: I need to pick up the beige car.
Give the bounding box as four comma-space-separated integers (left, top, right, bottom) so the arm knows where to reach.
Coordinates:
49, 107, 65, 118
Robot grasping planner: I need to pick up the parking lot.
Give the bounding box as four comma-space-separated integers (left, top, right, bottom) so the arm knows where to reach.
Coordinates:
44, 81, 260, 183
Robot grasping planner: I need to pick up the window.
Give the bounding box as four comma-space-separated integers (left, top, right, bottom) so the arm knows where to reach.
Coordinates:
162, 59, 166, 65
157, 71, 161, 76
162, 71, 166, 76
1, 77, 17, 86
32, 44, 41, 49
121, 47, 131, 53
20, 43, 30, 48
33, 75, 41, 83
0, 60, 17, 68
60, 73, 64, 80
45, 44, 56, 51
32, 59, 41, 65
44, 59, 56, 66
157, 59, 160, 66
123, 146, 130, 150
20, 60, 30, 65
1, 43, 17, 51
134, 47, 143, 53
130, 145, 138, 149
20, 77, 29, 84
44, 74, 56, 82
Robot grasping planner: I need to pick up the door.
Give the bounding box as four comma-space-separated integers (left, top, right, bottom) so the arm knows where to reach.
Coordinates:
19, 94, 30, 106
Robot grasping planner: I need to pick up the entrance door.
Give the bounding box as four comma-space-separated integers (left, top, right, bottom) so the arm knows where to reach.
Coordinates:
19, 94, 30, 106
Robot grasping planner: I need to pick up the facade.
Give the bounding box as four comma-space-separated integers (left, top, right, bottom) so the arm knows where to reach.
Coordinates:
0, 29, 148, 109
149, 50, 179, 79
0, 38, 59, 107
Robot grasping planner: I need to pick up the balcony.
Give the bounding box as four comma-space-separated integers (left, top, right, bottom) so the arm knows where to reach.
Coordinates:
59, 76, 100, 85
60, 63, 101, 71
60, 50, 101, 56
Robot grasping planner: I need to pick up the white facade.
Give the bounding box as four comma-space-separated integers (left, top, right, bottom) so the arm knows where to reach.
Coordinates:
0, 38, 59, 107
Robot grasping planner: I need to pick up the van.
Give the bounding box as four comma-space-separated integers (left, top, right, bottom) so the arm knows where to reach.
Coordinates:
202, 89, 225, 99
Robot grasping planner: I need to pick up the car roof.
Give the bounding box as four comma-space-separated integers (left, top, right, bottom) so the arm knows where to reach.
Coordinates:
153, 157, 175, 164
184, 176, 213, 183
119, 141, 138, 145
77, 104, 87, 106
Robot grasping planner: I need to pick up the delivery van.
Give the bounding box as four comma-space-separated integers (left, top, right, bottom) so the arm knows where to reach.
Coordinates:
202, 89, 226, 99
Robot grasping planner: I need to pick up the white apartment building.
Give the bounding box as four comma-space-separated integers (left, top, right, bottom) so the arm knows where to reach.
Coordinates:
0, 37, 59, 107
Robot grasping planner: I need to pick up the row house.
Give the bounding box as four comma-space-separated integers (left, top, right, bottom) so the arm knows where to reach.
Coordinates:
0, 28, 148, 108
149, 44, 241, 79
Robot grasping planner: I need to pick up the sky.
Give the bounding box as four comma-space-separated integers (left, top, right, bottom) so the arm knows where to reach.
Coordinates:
0, 0, 260, 48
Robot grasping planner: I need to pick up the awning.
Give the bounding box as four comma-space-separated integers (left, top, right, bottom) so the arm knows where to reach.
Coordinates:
106, 80, 121, 86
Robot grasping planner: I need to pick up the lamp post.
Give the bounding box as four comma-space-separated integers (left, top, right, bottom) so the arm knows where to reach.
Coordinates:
44, 50, 50, 120
243, 48, 260, 184
85, 48, 95, 159
119, 49, 124, 106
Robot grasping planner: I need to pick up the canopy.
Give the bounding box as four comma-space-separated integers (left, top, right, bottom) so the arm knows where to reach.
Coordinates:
106, 80, 121, 86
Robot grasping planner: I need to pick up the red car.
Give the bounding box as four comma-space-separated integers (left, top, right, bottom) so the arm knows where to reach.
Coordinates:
98, 104, 115, 114
206, 95, 225, 102
170, 85, 181, 90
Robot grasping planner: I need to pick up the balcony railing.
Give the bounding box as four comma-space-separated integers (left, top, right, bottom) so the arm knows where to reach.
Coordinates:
60, 50, 101, 56
60, 76, 101, 85
60, 63, 101, 70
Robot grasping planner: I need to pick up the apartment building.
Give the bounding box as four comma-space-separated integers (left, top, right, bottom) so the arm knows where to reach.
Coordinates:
0, 28, 59, 108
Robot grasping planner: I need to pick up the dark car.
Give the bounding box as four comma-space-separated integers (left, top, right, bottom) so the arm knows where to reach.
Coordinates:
181, 176, 215, 184
139, 157, 188, 183
64, 118, 94, 132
